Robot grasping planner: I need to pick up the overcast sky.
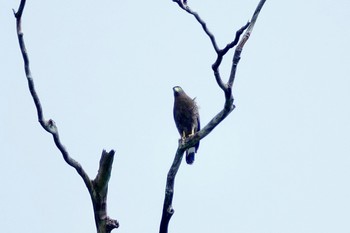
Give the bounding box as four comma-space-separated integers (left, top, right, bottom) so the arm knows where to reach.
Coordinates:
1, 0, 350, 233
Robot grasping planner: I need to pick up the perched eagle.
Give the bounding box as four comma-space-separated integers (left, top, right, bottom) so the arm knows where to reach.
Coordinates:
173, 86, 200, 164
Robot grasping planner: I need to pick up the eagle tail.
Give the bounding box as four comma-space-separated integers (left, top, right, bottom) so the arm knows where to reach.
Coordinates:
186, 147, 196, 165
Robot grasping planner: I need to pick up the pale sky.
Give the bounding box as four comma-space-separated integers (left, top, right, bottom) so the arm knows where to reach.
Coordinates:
1, 0, 350, 233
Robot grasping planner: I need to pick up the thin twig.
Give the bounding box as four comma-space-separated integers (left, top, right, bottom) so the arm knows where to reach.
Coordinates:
213, 21, 250, 71
183, 6, 220, 52
212, 22, 250, 92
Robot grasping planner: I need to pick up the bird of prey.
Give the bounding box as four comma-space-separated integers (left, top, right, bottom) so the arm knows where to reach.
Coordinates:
173, 86, 200, 164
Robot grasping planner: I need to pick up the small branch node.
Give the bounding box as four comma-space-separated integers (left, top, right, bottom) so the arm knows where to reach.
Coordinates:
44, 119, 58, 134
168, 206, 175, 214
106, 217, 119, 232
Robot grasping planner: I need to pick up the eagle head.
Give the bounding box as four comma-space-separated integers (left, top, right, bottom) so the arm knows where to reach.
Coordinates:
173, 86, 184, 97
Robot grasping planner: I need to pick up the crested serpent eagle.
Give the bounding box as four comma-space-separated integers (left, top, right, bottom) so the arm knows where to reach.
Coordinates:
173, 86, 200, 165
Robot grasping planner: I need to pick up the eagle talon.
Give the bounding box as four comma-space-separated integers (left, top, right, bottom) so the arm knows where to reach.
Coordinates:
187, 128, 195, 137
181, 131, 187, 140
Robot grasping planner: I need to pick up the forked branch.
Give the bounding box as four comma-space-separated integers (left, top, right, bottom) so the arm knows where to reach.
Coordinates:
13, 1, 118, 232
160, 1, 266, 232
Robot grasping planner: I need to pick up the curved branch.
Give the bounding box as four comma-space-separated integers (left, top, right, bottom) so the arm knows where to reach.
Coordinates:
172, 0, 219, 52
212, 22, 250, 93
13, 0, 93, 195
161, 1, 267, 232
212, 22, 250, 71
13, 1, 118, 232
184, 8, 220, 53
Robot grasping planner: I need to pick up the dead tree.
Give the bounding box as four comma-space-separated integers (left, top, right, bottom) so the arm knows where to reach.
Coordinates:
159, 1, 267, 233
13, 0, 266, 232
13, 1, 119, 232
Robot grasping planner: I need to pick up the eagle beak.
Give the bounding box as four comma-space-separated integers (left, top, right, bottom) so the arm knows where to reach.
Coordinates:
173, 86, 181, 93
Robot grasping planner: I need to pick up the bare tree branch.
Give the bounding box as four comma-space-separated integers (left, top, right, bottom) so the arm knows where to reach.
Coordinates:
160, 146, 186, 233
229, 0, 266, 88
212, 22, 250, 72
93, 150, 119, 233
160, 1, 267, 232
13, 1, 118, 232
182, 6, 220, 53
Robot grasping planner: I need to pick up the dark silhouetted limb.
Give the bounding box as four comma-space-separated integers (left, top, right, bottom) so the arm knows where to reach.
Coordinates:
13, 1, 118, 232
160, 1, 267, 232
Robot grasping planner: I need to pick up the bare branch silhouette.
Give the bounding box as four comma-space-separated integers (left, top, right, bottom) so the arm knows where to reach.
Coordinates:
13, 1, 118, 232
160, 1, 267, 232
